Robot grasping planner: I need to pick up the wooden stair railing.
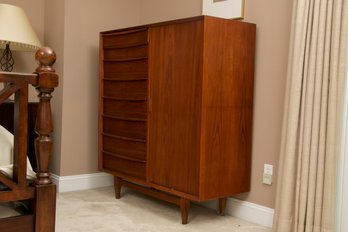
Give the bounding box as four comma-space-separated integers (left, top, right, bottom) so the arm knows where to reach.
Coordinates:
32, 47, 58, 232
0, 46, 59, 232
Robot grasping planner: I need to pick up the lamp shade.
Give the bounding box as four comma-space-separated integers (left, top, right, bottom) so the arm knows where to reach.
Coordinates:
0, 4, 41, 52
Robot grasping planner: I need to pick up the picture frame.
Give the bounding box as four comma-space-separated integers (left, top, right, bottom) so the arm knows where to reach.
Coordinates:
202, 0, 245, 19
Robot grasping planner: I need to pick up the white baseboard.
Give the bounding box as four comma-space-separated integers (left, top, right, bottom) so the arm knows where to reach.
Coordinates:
51, 172, 113, 193
201, 198, 274, 228
51, 173, 273, 227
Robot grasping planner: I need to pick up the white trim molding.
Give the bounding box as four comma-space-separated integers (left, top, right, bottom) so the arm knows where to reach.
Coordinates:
201, 198, 274, 228
51, 172, 113, 193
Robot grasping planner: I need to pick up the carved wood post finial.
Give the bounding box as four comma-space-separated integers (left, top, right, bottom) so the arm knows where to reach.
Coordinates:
34, 47, 58, 185
35, 46, 57, 73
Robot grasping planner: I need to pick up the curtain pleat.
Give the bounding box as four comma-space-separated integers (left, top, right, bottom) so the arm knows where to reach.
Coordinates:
322, 0, 348, 230
273, 0, 348, 231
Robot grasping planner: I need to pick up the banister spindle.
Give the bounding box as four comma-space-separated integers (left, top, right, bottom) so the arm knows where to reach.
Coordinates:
33, 47, 58, 185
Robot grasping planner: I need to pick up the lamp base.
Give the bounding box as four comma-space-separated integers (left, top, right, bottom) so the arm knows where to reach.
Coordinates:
0, 44, 14, 72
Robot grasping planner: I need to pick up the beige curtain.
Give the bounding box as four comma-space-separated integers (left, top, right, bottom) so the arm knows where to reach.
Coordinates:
273, 0, 348, 231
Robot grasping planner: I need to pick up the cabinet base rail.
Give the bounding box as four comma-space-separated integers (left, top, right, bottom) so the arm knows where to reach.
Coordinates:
114, 176, 227, 224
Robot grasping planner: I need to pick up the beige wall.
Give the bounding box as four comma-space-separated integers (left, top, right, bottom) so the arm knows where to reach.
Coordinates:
235, 0, 293, 208
58, 0, 141, 175
139, 0, 202, 24
2, 0, 292, 209
44, 0, 66, 174
41, 0, 142, 175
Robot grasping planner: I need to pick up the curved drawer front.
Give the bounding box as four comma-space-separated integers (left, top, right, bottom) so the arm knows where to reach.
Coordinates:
103, 134, 146, 161
103, 154, 146, 180
103, 99, 147, 120
104, 45, 148, 60
104, 59, 148, 74
103, 117, 147, 140
103, 80, 147, 100
103, 28, 148, 48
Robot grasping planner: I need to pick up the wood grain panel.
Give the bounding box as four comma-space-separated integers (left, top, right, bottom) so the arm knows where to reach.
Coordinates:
0, 103, 38, 171
33, 184, 56, 232
103, 80, 147, 100
103, 134, 146, 161
99, 26, 149, 181
103, 59, 148, 74
148, 19, 204, 196
104, 45, 148, 60
103, 28, 148, 48
103, 99, 147, 120
103, 154, 146, 180
0, 215, 34, 232
199, 17, 256, 200
103, 116, 146, 140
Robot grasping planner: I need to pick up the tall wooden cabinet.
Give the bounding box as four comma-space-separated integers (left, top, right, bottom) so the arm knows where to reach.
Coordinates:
99, 16, 256, 224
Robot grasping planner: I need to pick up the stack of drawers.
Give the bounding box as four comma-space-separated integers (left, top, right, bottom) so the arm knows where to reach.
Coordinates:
99, 28, 149, 180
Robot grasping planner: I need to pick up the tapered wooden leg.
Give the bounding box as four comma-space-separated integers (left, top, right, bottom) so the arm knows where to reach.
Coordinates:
114, 176, 122, 199
218, 197, 227, 215
180, 198, 190, 224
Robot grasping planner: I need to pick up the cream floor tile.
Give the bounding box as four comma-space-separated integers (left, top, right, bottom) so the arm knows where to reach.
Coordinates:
56, 187, 271, 232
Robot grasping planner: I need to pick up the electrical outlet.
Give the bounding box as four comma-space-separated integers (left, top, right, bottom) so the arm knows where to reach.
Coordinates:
263, 164, 273, 185
263, 173, 272, 185
264, 164, 273, 175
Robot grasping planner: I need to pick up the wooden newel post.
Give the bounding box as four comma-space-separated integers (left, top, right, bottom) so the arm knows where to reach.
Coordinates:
33, 47, 58, 185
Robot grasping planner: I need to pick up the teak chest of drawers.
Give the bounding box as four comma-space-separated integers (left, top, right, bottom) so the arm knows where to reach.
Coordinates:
98, 16, 256, 224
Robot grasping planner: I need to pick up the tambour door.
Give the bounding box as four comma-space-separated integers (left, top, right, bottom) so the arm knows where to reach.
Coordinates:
147, 19, 204, 196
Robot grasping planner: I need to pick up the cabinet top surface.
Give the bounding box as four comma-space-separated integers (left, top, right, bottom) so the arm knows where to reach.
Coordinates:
100, 15, 255, 35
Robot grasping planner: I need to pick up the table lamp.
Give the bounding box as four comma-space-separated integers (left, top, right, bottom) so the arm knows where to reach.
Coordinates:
0, 4, 41, 72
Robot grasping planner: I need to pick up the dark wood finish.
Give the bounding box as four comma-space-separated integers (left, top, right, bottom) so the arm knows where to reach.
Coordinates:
99, 16, 256, 224
218, 197, 227, 215
148, 18, 203, 196
114, 176, 122, 199
102, 28, 148, 48
199, 17, 256, 200
98, 25, 149, 182
180, 198, 190, 224
0, 74, 33, 203
34, 47, 58, 186
0, 102, 39, 171
0, 46, 58, 232
0, 188, 35, 202
13, 83, 29, 189
115, 179, 192, 224
121, 179, 181, 205
103, 154, 146, 179
32, 184, 56, 232
0, 72, 37, 85
0, 215, 34, 232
